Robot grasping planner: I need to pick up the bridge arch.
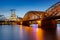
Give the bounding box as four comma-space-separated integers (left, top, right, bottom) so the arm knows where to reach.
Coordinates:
46, 1, 60, 17
23, 11, 47, 21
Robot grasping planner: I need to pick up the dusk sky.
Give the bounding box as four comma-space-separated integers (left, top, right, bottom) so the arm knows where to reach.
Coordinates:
0, 0, 60, 17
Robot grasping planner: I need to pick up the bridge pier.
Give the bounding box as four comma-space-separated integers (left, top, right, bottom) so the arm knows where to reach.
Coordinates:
38, 19, 57, 29
22, 21, 30, 26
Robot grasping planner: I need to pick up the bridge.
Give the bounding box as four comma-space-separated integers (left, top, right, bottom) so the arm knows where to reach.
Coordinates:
22, 2, 60, 29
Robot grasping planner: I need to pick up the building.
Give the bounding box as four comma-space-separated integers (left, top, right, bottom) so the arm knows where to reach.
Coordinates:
0, 15, 6, 21
9, 9, 17, 21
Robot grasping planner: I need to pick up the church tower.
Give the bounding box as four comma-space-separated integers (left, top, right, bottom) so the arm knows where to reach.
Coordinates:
9, 9, 17, 21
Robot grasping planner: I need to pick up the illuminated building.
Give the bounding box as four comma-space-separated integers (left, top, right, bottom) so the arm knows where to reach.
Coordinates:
9, 9, 17, 21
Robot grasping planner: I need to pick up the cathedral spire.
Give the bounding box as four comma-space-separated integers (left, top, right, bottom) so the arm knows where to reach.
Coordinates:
9, 9, 17, 21
10, 9, 16, 14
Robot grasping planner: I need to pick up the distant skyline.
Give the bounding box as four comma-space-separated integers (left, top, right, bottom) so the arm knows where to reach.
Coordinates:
0, 0, 59, 17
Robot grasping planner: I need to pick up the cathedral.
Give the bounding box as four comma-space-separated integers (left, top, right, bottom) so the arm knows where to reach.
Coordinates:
9, 9, 17, 21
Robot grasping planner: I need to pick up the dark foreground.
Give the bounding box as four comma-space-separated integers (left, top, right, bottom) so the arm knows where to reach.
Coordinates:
0, 24, 60, 40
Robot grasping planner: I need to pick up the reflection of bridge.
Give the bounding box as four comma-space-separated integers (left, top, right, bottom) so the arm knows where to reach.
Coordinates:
22, 2, 60, 29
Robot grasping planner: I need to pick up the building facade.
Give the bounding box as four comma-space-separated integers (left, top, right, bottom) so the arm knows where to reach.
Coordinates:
9, 9, 17, 21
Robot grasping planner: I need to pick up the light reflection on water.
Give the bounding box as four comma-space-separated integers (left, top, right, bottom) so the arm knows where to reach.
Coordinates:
57, 24, 60, 40
0, 24, 60, 40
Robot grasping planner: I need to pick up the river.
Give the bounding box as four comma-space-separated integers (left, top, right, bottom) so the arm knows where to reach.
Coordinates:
0, 24, 60, 40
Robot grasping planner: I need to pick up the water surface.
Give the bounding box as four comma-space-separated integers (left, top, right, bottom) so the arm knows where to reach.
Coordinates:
0, 24, 60, 40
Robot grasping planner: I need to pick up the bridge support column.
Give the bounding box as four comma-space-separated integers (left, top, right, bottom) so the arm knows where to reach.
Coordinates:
40, 19, 57, 29
22, 21, 30, 26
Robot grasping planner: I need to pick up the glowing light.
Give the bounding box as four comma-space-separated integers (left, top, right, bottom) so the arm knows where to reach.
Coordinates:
36, 28, 44, 40
37, 20, 41, 27
19, 25, 23, 39
33, 28, 44, 40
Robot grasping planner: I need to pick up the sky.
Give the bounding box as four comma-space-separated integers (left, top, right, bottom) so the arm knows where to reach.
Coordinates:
0, 0, 60, 18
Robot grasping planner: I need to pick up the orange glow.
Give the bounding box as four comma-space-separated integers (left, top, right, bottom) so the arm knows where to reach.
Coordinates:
33, 28, 44, 40
37, 20, 41, 27
19, 25, 23, 39
24, 26, 33, 32
36, 28, 44, 40
20, 22, 22, 25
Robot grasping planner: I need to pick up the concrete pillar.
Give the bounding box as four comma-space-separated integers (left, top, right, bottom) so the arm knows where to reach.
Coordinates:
22, 21, 30, 26
40, 19, 57, 29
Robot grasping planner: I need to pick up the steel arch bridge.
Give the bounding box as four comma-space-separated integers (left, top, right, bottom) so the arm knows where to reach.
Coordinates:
23, 1, 60, 21
22, 2, 60, 29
